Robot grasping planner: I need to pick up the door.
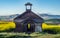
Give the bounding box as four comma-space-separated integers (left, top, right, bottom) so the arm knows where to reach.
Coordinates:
23, 19, 35, 33
27, 23, 35, 32
23, 23, 35, 33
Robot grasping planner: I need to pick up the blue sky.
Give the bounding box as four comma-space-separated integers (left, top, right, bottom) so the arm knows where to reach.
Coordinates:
0, 0, 60, 15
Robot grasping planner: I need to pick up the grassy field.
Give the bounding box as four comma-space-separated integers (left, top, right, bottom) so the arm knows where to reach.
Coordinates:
0, 32, 60, 38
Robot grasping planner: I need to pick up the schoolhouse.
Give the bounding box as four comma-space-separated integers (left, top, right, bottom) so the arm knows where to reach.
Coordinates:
14, 2, 44, 33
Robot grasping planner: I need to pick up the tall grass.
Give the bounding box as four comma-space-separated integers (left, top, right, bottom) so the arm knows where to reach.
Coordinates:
0, 32, 60, 38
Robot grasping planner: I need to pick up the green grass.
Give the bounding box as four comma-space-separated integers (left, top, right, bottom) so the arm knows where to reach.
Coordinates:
0, 32, 60, 38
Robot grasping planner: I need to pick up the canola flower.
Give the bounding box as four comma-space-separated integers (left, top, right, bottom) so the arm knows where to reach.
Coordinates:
0, 21, 60, 31
42, 23, 60, 30
0, 21, 15, 31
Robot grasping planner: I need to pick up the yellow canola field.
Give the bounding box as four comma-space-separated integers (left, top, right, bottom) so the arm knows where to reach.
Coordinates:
42, 23, 60, 29
0, 21, 60, 31
0, 21, 15, 31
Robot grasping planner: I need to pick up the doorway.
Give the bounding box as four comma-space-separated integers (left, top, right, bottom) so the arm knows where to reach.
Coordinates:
26, 23, 35, 32
23, 22, 35, 33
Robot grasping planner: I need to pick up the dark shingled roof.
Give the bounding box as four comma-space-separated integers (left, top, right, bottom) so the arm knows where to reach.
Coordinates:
14, 10, 44, 23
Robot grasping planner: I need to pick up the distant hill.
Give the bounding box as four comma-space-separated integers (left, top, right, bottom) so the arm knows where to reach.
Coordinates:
44, 19, 60, 24
0, 14, 19, 21
39, 14, 60, 24
0, 14, 60, 21
40, 14, 60, 20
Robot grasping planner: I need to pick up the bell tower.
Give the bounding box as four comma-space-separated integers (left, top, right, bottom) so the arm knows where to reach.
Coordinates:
25, 2, 32, 11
